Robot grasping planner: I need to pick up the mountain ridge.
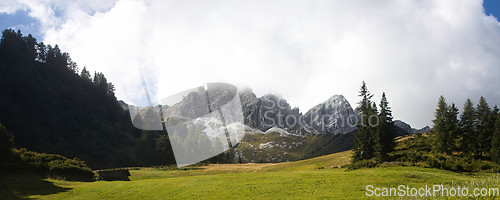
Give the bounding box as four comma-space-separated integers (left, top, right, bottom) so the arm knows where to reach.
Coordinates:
119, 87, 430, 165
122, 86, 422, 163
123, 88, 423, 136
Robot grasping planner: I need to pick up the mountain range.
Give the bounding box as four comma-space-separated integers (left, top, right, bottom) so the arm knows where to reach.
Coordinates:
124, 86, 430, 163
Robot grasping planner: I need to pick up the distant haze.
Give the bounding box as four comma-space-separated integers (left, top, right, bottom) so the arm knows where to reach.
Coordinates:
2, 0, 500, 128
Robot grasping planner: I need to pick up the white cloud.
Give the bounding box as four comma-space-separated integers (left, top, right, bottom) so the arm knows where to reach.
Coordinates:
3, 0, 500, 128
1, 0, 117, 30
0, 0, 23, 14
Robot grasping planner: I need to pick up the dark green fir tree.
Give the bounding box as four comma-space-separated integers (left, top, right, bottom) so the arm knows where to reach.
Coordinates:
375, 92, 395, 161
353, 81, 378, 162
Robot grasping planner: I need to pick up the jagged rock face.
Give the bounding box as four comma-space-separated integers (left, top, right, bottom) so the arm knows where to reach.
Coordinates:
412, 126, 431, 134
166, 87, 210, 119
394, 120, 412, 135
130, 87, 429, 137
239, 89, 302, 133
129, 83, 243, 132
303, 95, 357, 134
239, 89, 262, 129
164, 83, 239, 120
122, 87, 429, 164
259, 94, 301, 131
128, 89, 361, 135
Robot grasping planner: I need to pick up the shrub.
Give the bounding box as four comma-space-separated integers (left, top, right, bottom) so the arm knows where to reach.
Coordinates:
96, 169, 130, 181
426, 157, 440, 168
401, 134, 433, 152
391, 150, 428, 163
346, 159, 377, 170
481, 163, 492, 170
379, 161, 405, 168
13, 148, 94, 181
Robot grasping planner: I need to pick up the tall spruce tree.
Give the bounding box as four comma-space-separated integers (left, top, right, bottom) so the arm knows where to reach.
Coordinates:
460, 99, 476, 156
375, 92, 394, 161
353, 81, 377, 162
433, 96, 448, 153
445, 103, 459, 154
476, 96, 491, 157
491, 106, 499, 136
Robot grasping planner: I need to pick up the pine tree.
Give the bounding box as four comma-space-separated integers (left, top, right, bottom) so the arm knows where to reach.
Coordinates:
491, 105, 499, 132
375, 92, 394, 161
492, 109, 500, 163
476, 96, 491, 157
460, 99, 475, 156
433, 96, 449, 154
80, 66, 91, 80
444, 103, 459, 154
353, 81, 377, 162
93, 72, 115, 95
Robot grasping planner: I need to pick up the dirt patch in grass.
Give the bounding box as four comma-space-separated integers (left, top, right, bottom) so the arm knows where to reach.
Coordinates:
202, 163, 278, 172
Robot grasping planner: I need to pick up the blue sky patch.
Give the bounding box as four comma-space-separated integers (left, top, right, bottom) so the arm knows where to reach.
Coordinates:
484, 0, 500, 19
0, 9, 42, 40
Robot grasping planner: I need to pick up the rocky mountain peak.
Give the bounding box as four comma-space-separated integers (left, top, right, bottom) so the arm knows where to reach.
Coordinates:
240, 91, 302, 133
324, 94, 347, 104
302, 95, 357, 134
412, 126, 431, 134
394, 120, 412, 134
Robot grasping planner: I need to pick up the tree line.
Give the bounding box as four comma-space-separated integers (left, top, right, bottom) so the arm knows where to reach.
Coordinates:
351, 80, 500, 169
433, 95, 500, 163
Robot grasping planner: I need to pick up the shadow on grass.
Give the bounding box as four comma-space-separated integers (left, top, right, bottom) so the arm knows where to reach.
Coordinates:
0, 172, 70, 200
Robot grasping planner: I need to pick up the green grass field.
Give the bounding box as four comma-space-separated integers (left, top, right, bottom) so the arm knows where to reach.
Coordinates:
3, 150, 500, 199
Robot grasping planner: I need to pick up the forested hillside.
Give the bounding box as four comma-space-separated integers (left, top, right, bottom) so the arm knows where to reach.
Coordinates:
0, 29, 413, 169
0, 29, 175, 169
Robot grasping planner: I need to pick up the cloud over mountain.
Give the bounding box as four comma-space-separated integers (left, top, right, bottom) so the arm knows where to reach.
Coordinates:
2, 0, 500, 128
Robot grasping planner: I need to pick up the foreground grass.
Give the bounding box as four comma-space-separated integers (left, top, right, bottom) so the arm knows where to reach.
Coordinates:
30, 167, 498, 199
0, 172, 70, 200
8, 150, 494, 199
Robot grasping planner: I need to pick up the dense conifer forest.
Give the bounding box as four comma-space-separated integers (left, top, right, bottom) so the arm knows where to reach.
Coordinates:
0, 29, 175, 169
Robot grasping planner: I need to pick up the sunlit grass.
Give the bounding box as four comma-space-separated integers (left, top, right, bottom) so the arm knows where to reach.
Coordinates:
18, 150, 499, 200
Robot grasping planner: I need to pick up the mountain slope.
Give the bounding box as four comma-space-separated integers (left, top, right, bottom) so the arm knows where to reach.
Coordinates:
394, 120, 412, 134
233, 128, 356, 163
260, 150, 352, 172
394, 120, 431, 134
239, 89, 303, 134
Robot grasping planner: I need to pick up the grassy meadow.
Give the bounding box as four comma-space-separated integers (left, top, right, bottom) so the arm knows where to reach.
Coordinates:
2, 150, 500, 199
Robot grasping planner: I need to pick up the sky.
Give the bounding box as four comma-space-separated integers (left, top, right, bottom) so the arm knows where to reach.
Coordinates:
1, 0, 500, 129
